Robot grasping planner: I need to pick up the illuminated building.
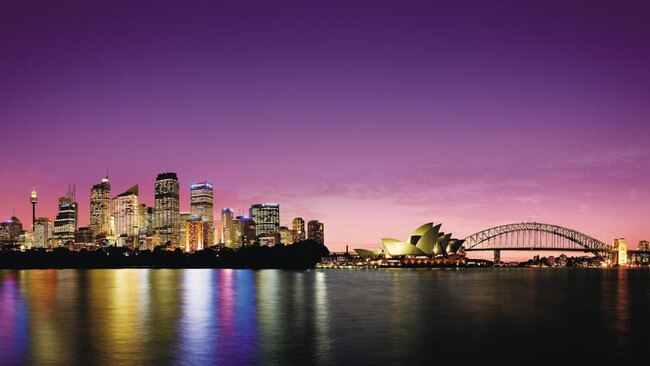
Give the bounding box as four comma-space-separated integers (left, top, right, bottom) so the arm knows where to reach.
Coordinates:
292, 217, 305, 242
179, 212, 191, 246
34, 217, 51, 248
90, 177, 111, 238
30, 187, 38, 230
53, 187, 78, 244
137, 204, 151, 233
232, 216, 243, 247
0, 216, 23, 245
638, 240, 649, 251
154, 172, 180, 246
307, 220, 324, 245
114, 185, 139, 247
250, 203, 280, 237
190, 181, 214, 246
185, 216, 204, 253
278, 226, 293, 245
355, 223, 464, 259
612, 238, 627, 266
238, 216, 256, 247
221, 208, 235, 248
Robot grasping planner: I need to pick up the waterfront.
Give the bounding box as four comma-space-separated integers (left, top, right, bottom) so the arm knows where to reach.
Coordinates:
1, 268, 649, 365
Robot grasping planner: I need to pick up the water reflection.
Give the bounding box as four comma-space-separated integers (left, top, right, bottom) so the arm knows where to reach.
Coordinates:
0, 268, 649, 364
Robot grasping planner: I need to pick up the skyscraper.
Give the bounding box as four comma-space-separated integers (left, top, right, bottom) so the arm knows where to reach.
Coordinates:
190, 181, 214, 246
307, 220, 324, 245
114, 185, 139, 247
34, 217, 51, 248
90, 177, 111, 238
155, 172, 180, 246
638, 240, 649, 251
292, 217, 305, 242
53, 186, 77, 245
249, 204, 280, 237
221, 208, 235, 248
278, 226, 293, 245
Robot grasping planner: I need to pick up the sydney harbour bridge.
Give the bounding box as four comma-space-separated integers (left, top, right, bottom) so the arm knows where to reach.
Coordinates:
461, 222, 609, 262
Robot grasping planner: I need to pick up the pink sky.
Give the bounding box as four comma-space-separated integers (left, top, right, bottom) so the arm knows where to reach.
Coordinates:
1, 1, 649, 260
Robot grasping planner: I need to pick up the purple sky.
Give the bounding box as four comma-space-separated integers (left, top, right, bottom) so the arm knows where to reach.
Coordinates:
1, 1, 649, 259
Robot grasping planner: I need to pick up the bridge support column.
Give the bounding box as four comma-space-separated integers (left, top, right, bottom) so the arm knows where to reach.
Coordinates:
494, 250, 501, 265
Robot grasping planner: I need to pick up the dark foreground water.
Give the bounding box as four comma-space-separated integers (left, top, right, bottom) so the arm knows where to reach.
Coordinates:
1, 268, 649, 365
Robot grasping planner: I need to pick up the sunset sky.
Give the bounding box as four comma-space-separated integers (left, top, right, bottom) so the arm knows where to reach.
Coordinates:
1, 1, 649, 259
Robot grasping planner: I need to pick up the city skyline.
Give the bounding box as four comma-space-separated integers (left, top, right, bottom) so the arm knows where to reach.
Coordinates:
1, 1, 649, 258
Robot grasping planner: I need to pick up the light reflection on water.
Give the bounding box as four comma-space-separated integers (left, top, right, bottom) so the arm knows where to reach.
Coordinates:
1, 268, 649, 364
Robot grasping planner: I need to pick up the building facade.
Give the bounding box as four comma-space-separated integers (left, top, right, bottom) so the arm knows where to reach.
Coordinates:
638, 240, 649, 251
249, 204, 280, 238
292, 217, 305, 242
154, 172, 180, 246
279, 226, 294, 245
90, 177, 111, 238
190, 181, 214, 246
114, 185, 139, 247
34, 217, 51, 248
54, 194, 78, 244
307, 220, 324, 245
179, 212, 191, 247
185, 216, 204, 253
221, 208, 235, 248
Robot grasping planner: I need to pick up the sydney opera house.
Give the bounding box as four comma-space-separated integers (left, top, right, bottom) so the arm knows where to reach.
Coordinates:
355, 223, 464, 260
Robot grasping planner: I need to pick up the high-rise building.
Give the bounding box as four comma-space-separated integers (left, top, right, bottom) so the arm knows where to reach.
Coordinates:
54, 187, 78, 244
638, 240, 649, 251
612, 238, 627, 266
114, 185, 139, 247
90, 177, 111, 238
155, 172, 180, 246
0, 216, 23, 244
179, 212, 191, 247
185, 216, 204, 253
292, 217, 305, 242
278, 226, 294, 245
307, 220, 324, 245
232, 216, 243, 247
34, 217, 51, 248
221, 208, 235, 248
190, 181, 214, 246
30, 188, 38, 231
249, 204, 280, 237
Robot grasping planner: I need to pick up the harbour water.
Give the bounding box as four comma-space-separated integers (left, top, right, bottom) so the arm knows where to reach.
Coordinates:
1, 268, 649, 365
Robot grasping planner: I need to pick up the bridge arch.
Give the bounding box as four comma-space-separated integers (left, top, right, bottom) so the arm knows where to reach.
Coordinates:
462, 222, 608, 258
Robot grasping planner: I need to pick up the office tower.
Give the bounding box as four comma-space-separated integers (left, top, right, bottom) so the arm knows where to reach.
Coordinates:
114, 185, 139, 247
232, 216, 243, 247
154, 172, 180, 246
612, 238, 627, 266
0, 216, 23, 244
221, 208, 235, 248
185, 216, 204, 253
237, 215, 256, 247
292, 217, 305, 242
90, 177, 111, 238
249, 204, 280, 237
190, 181, 214, 246
54, 186, 78, 244
638, 240, 649, 251
278, 226, 293, 245
30, 188, 37, 230
179, 212, 191, 247
137, 204, 149, 232
307, 220, 324, 245
34, 217, 51, 248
